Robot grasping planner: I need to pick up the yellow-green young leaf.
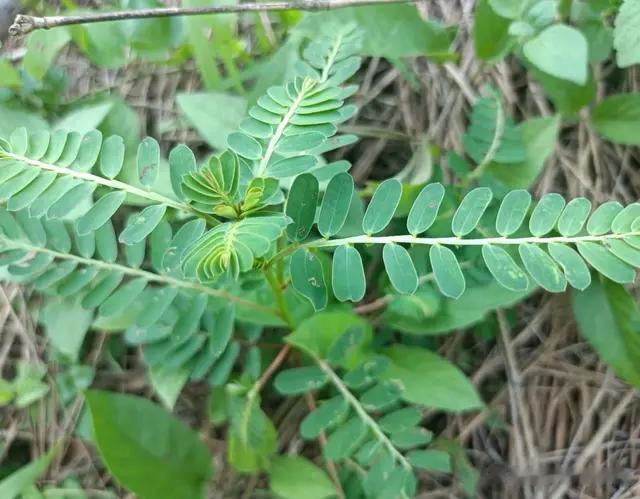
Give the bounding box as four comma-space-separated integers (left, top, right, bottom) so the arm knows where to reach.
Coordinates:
523, 24, 588, 85
332, 245, 366, 302
324, 417, 367, 460
286, 174, 319, 241
614, 0, 640, 68
518, 243, 567, 292
100, 135, 125, 179
407, 450, 452, 472
86, 390, 212, 499
119, 205, 167, 245
383, 243, 418, 295
557, 197, 591, 236
274, 366, 328, 395
362, 179, 402, 234
290, 248, 328, 311
496, 189, 531, 236
592, 94, 640, 145
137, 137, 160, 187
168, 144, 197, 200
182, 151, 239, 208
269, 456, 337, 499
548, 243, 591, 290
318, 172, 354, 237
76, 191, 126, 236
227, 132, 263, 161
612, 202, 640, 233
0, 444, 59, 499
451, 187, 492, 237
587, 201, 624, 235
578, 241, 636, 283
430, 245, 465, 298
482, 245, 529, 291
406, 182, 445, 236
528, 193, 565, 236
300, 396, 349, 439
23, 28, 71, 80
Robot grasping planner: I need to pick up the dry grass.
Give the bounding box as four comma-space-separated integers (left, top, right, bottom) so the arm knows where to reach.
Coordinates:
2, 1, 640, 497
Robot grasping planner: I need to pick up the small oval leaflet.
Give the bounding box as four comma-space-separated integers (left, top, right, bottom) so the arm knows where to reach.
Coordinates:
168, 144, 197, 200
529, 192, 566, 236
586, 201, 623, 235
76, 191, 126, 236
136, 137, 160, 188
289, 248, 327, 311
548, 243, 591, 290
451, 187, 493, 237
73, 130, 103, 172
482, 245, 529, 291
227, 132, 263, 161
300, 396, 349, 439
430, 244, 466, 298
285, 173, 319, 241
611, 203, 640, 233
274, 366, 328, 395
406, 183, 445, 236
268, 155, 316, 178
557, 197, 591, 236
518, 243, 566, 292
496, 189, 531, 236
318, 172, 354, 238
332, 245, 366, 302
275, 131, 326, 154
98, 277, 148, 317
607, 239, 640, 267
383, 243, 418, 295
100, 135, 125, 179
362, 179, 402, 235
577, 241, 636, 283
119, 204, 167, 245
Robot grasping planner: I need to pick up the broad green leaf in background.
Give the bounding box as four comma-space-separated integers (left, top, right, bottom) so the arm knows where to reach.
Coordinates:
0, 59, 20, 88
40, 299, 93, 361
0, 444, 59, 499
381, 345, 483, 412
523, 24, 588, 85
149, 366, 190, 410
56, 101, 115, 133
592, 93, 640, 145
23, 28, 71, 80
614, 0, 640, 67
573, 278, 640, 388
0, 105, 48, 140
474, 0, 513, 61
269, 456, 337, 499
290, 249, 328, 311
86, 390, 212, 499
362, 179, 402, 234
332, 245, 366, 302
176, 92, 247, 150
488, 0, 526, 18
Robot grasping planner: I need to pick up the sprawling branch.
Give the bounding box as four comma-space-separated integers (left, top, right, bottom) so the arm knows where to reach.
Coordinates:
10, 0, 415, 36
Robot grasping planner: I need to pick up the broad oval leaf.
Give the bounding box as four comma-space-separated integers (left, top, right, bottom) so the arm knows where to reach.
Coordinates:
406, 183, 445, 236
451, 187, 492, 237
332, 245, 366, 302
557, 197, 591, 236
137, 137, 160, 188
429, 244, 466, 298
290, 248, 328, 311
496, 189, 531, 236
529, 193, 565, 236
286, 174, 319, 241
86, 390, 212, 499
76, 191, 126, 236
383, 243, 418, 295
548, 243, 591, 290
577, 241, 636, 283
518, 243, 567, 292
587, 201, 623, 235
318, 173, 354, 238
119, 205, 167, 245
362, 179, 402, 235
482, 244, 529, 291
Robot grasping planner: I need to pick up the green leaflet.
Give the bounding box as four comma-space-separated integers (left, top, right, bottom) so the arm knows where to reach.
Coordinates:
74, 129, 103, 172
605, 239, 640, 267
592, 94, 640, 145
611, 202, 640, 233
451, 187, 492, 237
518, 243, 566, 292
168, 144, 197, 200
274, 366, 328, 395
119, 204, 167, 245
362, 179, 402, 235
528, 192, 565, 236
481, 245, 529, 291
136, 137, 160, 187
324, 417, 367, 460
98, 277, 147, 317
587, 201, 623, 235
76, 191, 126, 236
100, 135, 125, 179
286, 174, 319, 241
182, 151, 239, 211
300, 396, 349, 439
332, 245, 366, 302
577, 241, 635, 283
383, 243, 418, 295
276, 132, 326, 154
557, 197, 591, 236
547, 243, 591, 291
614, 0, 640, 68
406, 182, 445, 236
318, 172, 354, 238
495, 189, 531, 236
290, 248, 328, 311
429, 245, 465, 299
268, 456, 337, 499
227, 132, 263, 161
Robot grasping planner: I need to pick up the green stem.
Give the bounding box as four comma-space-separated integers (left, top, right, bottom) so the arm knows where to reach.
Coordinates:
0, 236, 278, 316
315, 357, 411, 471
265, 267, 295, 328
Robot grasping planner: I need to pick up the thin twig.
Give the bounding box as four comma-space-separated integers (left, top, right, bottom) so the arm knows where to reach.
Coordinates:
10, 0, 416, 36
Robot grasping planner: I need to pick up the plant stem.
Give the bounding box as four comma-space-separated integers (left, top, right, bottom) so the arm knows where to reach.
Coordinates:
265, 268, 295, 328
315, 357, 412, 470
0, 236, 278, 316
9, 0, 416, 36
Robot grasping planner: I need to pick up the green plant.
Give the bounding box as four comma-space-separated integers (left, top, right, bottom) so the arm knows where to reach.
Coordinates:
2, 1, 640, 497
